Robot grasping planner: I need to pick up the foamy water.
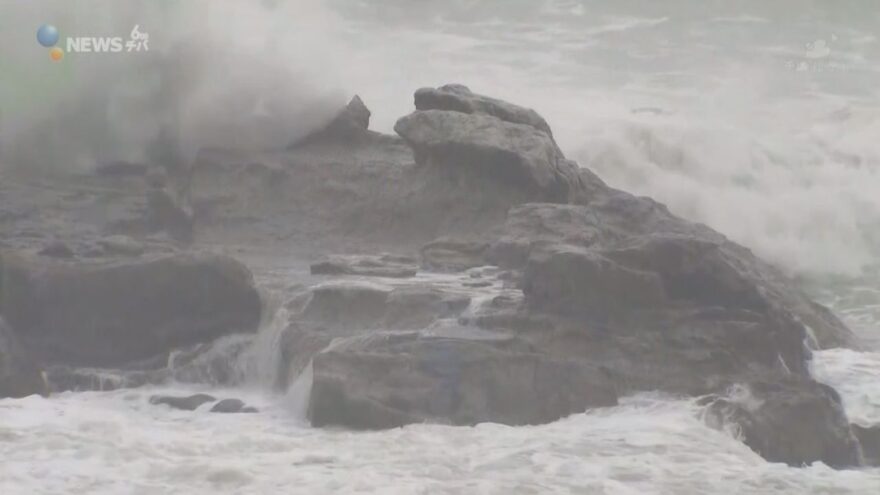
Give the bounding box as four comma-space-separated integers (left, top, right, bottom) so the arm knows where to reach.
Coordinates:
2, 1, 880, 493
2, 389, 879, 495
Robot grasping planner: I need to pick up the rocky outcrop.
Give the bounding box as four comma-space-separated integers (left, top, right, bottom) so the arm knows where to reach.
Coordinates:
292, 95, 372, 146
488, 196, 853, 349
395, 106, 586, 203
414, 84, 554, 139
702, 378, 862, 468
308, 331, 617, 429
311, 254, 418, 278
0, 251, 262, 367
0, 316, 48, 399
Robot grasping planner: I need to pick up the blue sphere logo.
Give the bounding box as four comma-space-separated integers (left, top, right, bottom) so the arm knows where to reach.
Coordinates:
37, 24, 59, 47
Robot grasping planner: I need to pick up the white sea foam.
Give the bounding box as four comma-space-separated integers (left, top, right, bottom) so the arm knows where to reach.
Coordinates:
1, 391, 877, 495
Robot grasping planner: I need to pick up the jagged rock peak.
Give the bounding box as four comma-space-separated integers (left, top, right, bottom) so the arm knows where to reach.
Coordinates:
414, 84, 554, 138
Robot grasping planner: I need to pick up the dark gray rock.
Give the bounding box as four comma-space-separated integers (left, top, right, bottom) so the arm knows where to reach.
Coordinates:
491, 195, 853, 349
0, 316, 48, 398
853, 424, 880, 466
308, 331, 618, 429
311, 254, 417, 278
0, 251, 262, 367
149, 393, 216, 411
703, 378, 862, 468
524, 246, 668, 317
210, 398, 257, 413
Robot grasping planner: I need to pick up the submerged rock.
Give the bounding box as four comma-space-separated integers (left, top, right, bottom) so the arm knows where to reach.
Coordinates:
703, 378, 862, 468
0, 317, 48, 399
310, 254, 418, 278
210, 398, 258, 413
0, 251, 262, 367
149, 393, 216, 411
308, 331, 617, 429
97, 235, 145, 257
853, 424, 880, 466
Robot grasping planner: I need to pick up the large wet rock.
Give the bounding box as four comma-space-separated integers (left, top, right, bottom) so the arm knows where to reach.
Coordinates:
0, 251, 262, 367
308, 331, 618, 429
490, 195, 853, 349
703, 378, 862, 468
0, 316, 48, 398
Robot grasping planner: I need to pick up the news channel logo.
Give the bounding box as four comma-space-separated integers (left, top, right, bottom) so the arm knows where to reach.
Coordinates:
36, 23, 150, 61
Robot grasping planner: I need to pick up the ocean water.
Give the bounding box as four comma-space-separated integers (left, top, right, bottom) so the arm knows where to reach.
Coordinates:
2, 1, 880, 493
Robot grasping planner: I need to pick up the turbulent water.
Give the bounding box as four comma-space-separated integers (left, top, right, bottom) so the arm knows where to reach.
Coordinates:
2, 1, 880, 493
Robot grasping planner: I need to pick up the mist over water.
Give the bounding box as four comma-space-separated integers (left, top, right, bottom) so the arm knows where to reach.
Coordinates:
3, 0, 878, 275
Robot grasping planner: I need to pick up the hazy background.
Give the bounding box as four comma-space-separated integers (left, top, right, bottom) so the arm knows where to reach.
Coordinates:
1, 0, 879, 275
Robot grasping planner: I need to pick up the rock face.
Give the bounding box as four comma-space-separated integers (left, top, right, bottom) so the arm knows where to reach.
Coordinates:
0, 316, 48, 398
308, 331, 618, 429
703, 378, 862, 468
0, 251, 262, 367
279, 281, 472, 388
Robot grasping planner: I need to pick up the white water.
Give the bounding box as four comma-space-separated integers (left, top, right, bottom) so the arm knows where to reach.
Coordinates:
2, 1, 880, 493
3, 390, 878, 495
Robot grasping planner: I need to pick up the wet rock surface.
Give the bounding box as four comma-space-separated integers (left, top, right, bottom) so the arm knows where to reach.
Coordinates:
702, 378, 863, 468
308, 330, 618, 429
